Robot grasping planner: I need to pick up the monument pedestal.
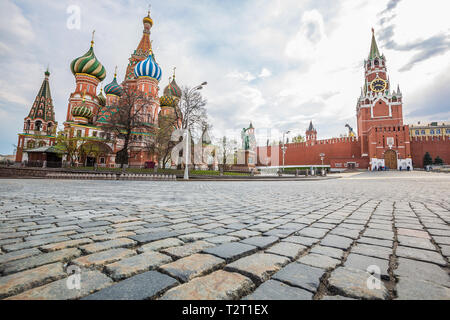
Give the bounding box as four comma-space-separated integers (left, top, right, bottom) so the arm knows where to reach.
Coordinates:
231, 150, 256, 172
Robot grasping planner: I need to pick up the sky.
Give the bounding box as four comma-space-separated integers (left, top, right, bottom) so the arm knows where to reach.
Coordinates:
0, 0, 449, 154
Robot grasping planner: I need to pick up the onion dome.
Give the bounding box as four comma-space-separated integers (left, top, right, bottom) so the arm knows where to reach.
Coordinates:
104, 69, 123, 96
143, 11, 153, 26
70, 31, 106, 81
72, 99, 93, 120
163, 68, 182, 98
134, 52, 162, 81
97, 88, 106, 106
160, 95, 175, 107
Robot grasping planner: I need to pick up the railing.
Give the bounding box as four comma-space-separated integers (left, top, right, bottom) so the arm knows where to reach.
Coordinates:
46, 172, 177, 181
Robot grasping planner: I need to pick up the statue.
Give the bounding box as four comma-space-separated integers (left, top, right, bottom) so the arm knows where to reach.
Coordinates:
241, 123, 256, 151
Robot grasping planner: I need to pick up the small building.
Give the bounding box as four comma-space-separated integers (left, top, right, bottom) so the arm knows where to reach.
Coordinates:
25, 146, 64, 168
409, 122, 450, 138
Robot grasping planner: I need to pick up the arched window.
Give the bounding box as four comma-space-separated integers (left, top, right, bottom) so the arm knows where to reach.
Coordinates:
47, 123, 52, 134
374, 59, 379, 66
27, 140, 35, 149
35, 120, 42, 131
26, 120, 31, 130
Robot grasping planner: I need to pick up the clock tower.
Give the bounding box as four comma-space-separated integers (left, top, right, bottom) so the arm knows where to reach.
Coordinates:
356, 29, 412, 170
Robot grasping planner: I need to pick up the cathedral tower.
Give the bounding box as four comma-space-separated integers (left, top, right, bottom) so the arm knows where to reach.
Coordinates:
15, 69, 58, 162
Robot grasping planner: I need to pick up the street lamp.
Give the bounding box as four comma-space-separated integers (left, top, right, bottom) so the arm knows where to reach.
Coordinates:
184, 82, 208, 180
281, 130, 290, 174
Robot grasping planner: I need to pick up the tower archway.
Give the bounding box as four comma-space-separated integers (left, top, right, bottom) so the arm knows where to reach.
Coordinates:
384, 150, 397, 170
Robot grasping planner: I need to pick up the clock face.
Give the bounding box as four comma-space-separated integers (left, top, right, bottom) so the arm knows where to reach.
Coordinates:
370, 78, 387, 92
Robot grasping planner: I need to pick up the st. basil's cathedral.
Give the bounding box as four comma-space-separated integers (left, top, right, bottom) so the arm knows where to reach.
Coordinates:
15, 11, 182, 168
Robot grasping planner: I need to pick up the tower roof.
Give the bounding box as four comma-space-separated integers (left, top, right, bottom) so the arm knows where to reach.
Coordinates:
368, 28, 381, 60
27, 70, 55, 122
124, 12, 155, 80
307, 120, 315, 132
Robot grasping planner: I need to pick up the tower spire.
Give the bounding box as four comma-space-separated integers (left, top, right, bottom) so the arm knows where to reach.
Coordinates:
91, 30, 95, 48
368, 28, 380, 59
173, 66, 176, 79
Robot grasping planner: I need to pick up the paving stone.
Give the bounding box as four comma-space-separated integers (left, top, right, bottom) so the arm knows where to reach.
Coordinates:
73, 248, 136, 267
2, 236, 71, 252
397, 235, 435, 251
433, 236, 450, 246
178, 232, 215, 242
31, 225, 81, 236
327, 267, 389, 300
160, 270, 254, 300
225, 253, 290, 284
105, 251, 172, 281
357, 237, 393, 248
344, 253, 390, 280
83, 271, 178, 300
159, 254, 225, 282
6, 270, 113, 300
0, 262, 66, 299
321, 295, 357, 300
282, 236, 319, 247
0, 248, 41, 264
205, 235, 240, 244
240, 236, 279, 249
297, 227, 329, 239
310, 245, 344, 259
396, 246, 447, 266
397, 228, 430, 239
244, 280, 313, 300
440, 245, 450, 258
40, 238, 93, 252
272, 262, 324, 293
203, 242, 257, 262
396, 278, 450, 300
320, 234, 354, 250
0, 248, 81, 275
80, 238, 136, 254
0, 231, 28, 240
129, 231, 179, 244
162, 241, 215, 259
363, 228, 394, 240
78, 221, 111, 228
351, 243, 391, 260
91, 231, 136, 241
395, 258, 450, 286
297, 253, 341, 270
265, 242, 306, 259
227, 229, 261, 239
137, 238, 184, 253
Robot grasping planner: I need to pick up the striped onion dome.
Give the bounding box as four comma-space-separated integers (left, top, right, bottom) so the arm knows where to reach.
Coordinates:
104, 74, 123, 96
70, 42, 106, 81
160, 95, 175, 107
163, 77, 182, 99
134, 52, 162, 81
71, 102, 93, 119
97, 88, 106, 106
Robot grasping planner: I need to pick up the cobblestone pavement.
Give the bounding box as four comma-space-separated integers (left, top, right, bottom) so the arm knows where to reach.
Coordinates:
0, 171, 449, 300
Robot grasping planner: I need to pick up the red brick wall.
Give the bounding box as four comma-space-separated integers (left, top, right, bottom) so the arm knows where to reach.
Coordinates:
410, 136, 450, 168
257, 138, 369, 168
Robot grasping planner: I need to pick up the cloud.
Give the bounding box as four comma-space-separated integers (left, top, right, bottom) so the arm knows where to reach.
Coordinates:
377, 0, 450, 72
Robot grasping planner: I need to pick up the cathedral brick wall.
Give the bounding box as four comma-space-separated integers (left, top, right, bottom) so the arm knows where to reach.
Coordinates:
410, 136, 450, 168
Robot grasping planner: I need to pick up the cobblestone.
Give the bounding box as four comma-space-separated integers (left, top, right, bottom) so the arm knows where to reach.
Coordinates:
0, 172, 449, 300
105, 251, 172, 281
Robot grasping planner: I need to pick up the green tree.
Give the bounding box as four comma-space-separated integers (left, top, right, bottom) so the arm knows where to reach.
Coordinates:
434, 156, 443, 165
423, 152, 433, 167
292, 135, 305, 143
54, 130, 82, 167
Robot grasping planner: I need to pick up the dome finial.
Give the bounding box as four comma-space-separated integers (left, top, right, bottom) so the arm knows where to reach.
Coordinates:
114, 66, 118, 78
91, 30, 95, 48
173, 66, 176, 79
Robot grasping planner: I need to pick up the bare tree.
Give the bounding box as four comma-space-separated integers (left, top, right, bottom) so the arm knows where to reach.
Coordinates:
146, 113, 179, 169
102, 86, 155, 168
176, 86, 208, 137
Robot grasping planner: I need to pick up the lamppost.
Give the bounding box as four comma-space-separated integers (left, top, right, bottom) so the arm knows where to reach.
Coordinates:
184, 81, 208, 180
281, 130, 290, 174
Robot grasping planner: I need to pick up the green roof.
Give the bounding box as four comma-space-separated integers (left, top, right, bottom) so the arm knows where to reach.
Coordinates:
368, 30, 381, 60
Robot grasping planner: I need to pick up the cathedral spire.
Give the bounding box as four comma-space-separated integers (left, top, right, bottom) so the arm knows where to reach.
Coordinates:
368, 28, 381, 60
28, 70, 55, 122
